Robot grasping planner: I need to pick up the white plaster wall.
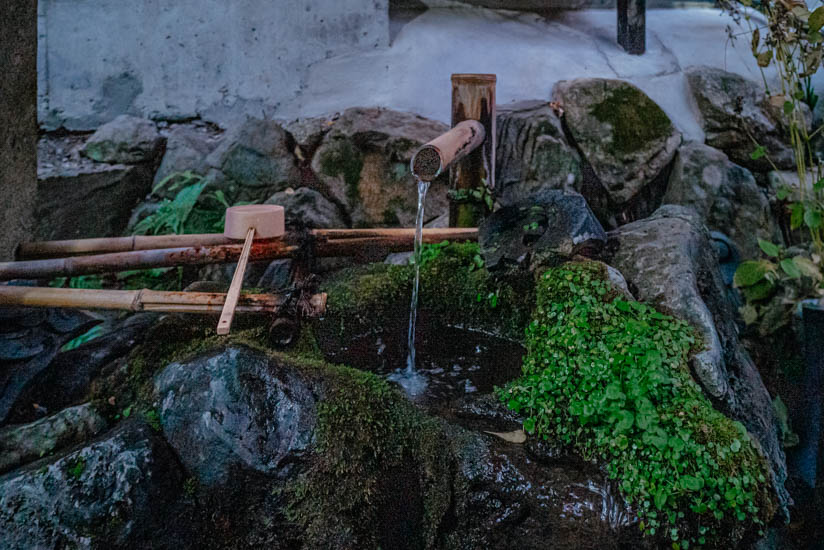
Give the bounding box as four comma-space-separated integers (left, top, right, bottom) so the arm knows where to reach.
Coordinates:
38, 0, 389, 130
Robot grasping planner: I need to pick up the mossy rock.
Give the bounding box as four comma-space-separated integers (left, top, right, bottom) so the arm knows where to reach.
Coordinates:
552, 78, 681, 206
309, 107, 450, 228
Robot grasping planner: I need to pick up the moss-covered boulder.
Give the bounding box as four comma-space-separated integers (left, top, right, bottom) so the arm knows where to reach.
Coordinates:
608, 205, 790, 519
552, 78, 681, 213
499, 261, 778, 549
310, 107, 450, 228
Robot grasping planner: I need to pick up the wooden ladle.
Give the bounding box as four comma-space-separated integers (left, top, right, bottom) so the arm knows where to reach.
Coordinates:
217, 204, 285, 335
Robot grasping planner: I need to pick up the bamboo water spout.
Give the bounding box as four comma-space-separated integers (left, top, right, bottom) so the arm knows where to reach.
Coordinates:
410, 120, 486, 181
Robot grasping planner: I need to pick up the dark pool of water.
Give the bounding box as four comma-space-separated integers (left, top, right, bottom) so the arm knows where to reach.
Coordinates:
330, 321, 525, 408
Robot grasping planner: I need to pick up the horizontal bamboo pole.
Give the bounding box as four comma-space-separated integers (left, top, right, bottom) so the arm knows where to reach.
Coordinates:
16, 228, 479, 260
0, 229, 478, 281
0, 285, 327, 316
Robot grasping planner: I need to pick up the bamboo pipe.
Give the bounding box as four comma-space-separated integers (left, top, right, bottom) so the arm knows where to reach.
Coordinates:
16, 228, 479, 260
411, 120, 485, 182
0, 229, 479, 281
0, 285, 327, 316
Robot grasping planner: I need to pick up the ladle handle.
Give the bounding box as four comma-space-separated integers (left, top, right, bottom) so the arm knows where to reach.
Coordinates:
217, 227, 255, 335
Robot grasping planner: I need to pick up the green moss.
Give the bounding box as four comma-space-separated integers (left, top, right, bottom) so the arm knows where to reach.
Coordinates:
283, 366, 452, 549
319, 242, 534, 346
589, 84, 673, 155
67, 456, 86, 480
90, 316, 273, 422
318, 141, 364, 203
499, 262, 775, 548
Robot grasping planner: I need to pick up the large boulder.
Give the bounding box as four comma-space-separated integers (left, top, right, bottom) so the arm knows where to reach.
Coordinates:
495, 100, 582, 206
479, 189, 606, 271
264, 187, 346, 229
204, 118, 301, 202
607, 205, 790, 515
552, 78, 681, 207
310, 107, 450, 227
81, 115, 164, 165
153, 346, 317, 486
685, 65, 810, 171
663, 141, 780, 259
0, 421, 183, 549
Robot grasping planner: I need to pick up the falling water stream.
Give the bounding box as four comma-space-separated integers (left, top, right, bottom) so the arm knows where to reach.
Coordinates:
387, 177, 430, 396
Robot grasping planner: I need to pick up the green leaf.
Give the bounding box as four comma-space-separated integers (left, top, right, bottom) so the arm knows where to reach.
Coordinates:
606, 383, 625, 400
780, 258, 802, 279
680, 475, 704, 491
733, 260, 775, 288
654, 489, 667, 510
122, 406, 132, 418
730, 439, 742, 453
614, 410, 634, 433
740, 304, 759, 325
750, 145, 766, 160
756, 50, 773, 68
804, 208, 822, 229
815, 178, 824, 192
783, 100, 794, 115
758, 239, 780, 258
523, 417, 536, 433
668, 436, 685, 453
792, 256, 822, 281
751, 27, 760, 56
791, 203, 804, 230
810, 6, 824, 33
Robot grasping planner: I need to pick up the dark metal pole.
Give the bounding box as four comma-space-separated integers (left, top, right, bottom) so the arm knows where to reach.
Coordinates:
617, 0, 646, 55
450, 74, 496, 227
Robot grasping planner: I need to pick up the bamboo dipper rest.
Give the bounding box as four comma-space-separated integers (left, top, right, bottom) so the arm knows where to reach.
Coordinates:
217, 204, 285, 335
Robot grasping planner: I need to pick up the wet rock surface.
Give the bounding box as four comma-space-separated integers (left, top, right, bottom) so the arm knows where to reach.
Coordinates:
479, 189, 606, 270
0, 420, 183, 550
153, 346, 317, 486
5, 313, 157, 425
0, 402, 107, 474
0, 303, 98, 425
662, 141, 779, 259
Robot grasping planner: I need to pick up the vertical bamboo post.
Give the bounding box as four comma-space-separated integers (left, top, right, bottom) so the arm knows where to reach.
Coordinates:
617, 0, 645, 55
449, 74, 496, 228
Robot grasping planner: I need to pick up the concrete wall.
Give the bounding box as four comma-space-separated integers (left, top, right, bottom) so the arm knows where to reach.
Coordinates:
38, 0, 389, 131
1, 0, 38, 261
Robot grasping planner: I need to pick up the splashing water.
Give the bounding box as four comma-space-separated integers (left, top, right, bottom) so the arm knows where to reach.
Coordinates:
388, 177, 429, 397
